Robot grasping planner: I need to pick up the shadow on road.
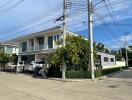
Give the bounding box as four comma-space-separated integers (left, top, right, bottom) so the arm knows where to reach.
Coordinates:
108, 67, 132, 79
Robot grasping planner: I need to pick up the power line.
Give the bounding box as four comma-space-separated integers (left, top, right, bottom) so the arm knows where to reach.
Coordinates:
0, 1, 63, 38
95, 0, 132, 9
0, 0, 14, 10
0, 0, 24, 17
0, 0, 88, 41
0, 19, 62, 42
93, 12, 124, 46
100, 23, 132, 27
103, 0, 124, 35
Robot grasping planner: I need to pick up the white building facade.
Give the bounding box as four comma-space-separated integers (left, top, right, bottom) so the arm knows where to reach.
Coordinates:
13, 27, 67, 63
6, 27, 126, 68
0, 43, 19, 55
97, 52, 125, 69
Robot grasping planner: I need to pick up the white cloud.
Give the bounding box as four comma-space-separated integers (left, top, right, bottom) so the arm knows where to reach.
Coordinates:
0, 0, 132, 43
104, 34, 132, 48
93, 0, 132, 25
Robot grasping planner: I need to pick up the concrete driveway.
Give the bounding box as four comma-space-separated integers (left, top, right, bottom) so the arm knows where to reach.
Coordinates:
0, 68, 132, 100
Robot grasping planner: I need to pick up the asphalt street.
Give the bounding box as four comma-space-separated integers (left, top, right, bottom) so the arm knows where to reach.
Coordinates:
0, 68, 132, 100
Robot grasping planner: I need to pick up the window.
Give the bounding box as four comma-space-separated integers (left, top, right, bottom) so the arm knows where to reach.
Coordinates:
6, 47, 13, 54
104, 57, 109, 62
30, 39, 34, 47
37, 37, 44, 50
111, 58, 114, 62
37, 37, 44, 45
54, 35, 61, 41
22, 42, 27, 52
48, 36, 53, 49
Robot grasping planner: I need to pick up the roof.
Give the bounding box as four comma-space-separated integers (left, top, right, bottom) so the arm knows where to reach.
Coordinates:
97, 52, 115, 57
3, 26, 81, 45
0, 43, 18, 47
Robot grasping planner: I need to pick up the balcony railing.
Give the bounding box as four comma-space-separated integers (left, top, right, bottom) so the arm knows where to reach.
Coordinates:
28, 46, 34, 52
35, 44, 44, 51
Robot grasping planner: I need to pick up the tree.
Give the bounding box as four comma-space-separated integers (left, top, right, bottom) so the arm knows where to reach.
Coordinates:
50, 35, 97, 71
110, 49, 122, 61
95, 43, 110, 53
0, 52, 11, 71
10, 53, 18, 65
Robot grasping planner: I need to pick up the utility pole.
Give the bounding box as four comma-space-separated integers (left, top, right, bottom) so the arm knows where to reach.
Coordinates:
88, 0, 95, 79
119, 48, 123, 71
120, 48, 122, 58
125, 33, 128, 66
62, 0, 67, 80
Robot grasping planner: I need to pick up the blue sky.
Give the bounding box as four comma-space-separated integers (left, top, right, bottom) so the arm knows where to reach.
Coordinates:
0, 0, 132, 50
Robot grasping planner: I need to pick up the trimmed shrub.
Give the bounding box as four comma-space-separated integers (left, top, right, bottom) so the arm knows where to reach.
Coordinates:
102, 66, 127, 75
48, 66, 127, 78
48, 67, 62, 78
66, 71, 91, 78
95, 70, 102, 78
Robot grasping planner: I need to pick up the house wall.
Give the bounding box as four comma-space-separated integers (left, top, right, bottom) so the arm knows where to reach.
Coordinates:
97, 52, 116, 66
13, 48, 19, 55
19, 30, 62, 54
5, 47, 13, 54
0, 46, 19, 55
102, 61, 126, 69
97, 52, 126, 69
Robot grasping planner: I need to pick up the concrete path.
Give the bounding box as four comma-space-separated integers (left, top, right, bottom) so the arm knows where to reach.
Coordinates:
0, 68, 132, 100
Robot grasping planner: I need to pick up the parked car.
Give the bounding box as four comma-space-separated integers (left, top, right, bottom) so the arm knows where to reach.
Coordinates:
8, 63, 17, 71
32, 60, 49, 77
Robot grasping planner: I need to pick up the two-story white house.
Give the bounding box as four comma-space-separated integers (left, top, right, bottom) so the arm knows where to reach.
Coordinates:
9, 27, 76, 63
6, 27, 125, 69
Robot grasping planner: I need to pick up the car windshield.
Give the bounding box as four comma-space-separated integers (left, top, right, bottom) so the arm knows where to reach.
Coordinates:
19, 62, 24, 64
35, 61, 45, 64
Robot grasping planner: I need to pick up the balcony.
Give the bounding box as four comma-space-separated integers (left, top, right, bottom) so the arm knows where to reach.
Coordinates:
35, 44, 44, 51
28, 46, 34, 52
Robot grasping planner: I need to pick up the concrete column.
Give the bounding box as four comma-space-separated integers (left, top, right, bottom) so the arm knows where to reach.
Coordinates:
4, 47, 7, 53
27, 40, 30, 52
19, 43, 22, 53
53, 35, 55, 49
35, 54, 38, 61
18, 55, 21, 62
44, 36, 48, 50
34, 37, 37, 51
16, 55, 21, 73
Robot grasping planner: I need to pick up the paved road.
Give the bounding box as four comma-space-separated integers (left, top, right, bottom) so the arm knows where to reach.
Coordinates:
109, 67, 132, 78
0, 68, 132, 100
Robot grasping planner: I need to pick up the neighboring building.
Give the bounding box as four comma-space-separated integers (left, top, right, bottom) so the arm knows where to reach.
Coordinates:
0, 43, 19, 55
96, 52, 125, 69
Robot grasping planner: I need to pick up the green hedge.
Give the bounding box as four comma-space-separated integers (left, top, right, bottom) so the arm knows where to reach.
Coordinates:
66, 71, 91, 78
102, 66, 127, 75
65, 67, 128, 78
49, 66, 128, 78
48, 67, 62, 78
95, 70, 102, 78
65, 70, 103, 78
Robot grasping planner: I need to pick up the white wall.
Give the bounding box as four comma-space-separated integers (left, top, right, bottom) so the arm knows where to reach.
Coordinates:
20, 32, 62, 53
97, 52, 116, 66
102, 61, 126, 69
